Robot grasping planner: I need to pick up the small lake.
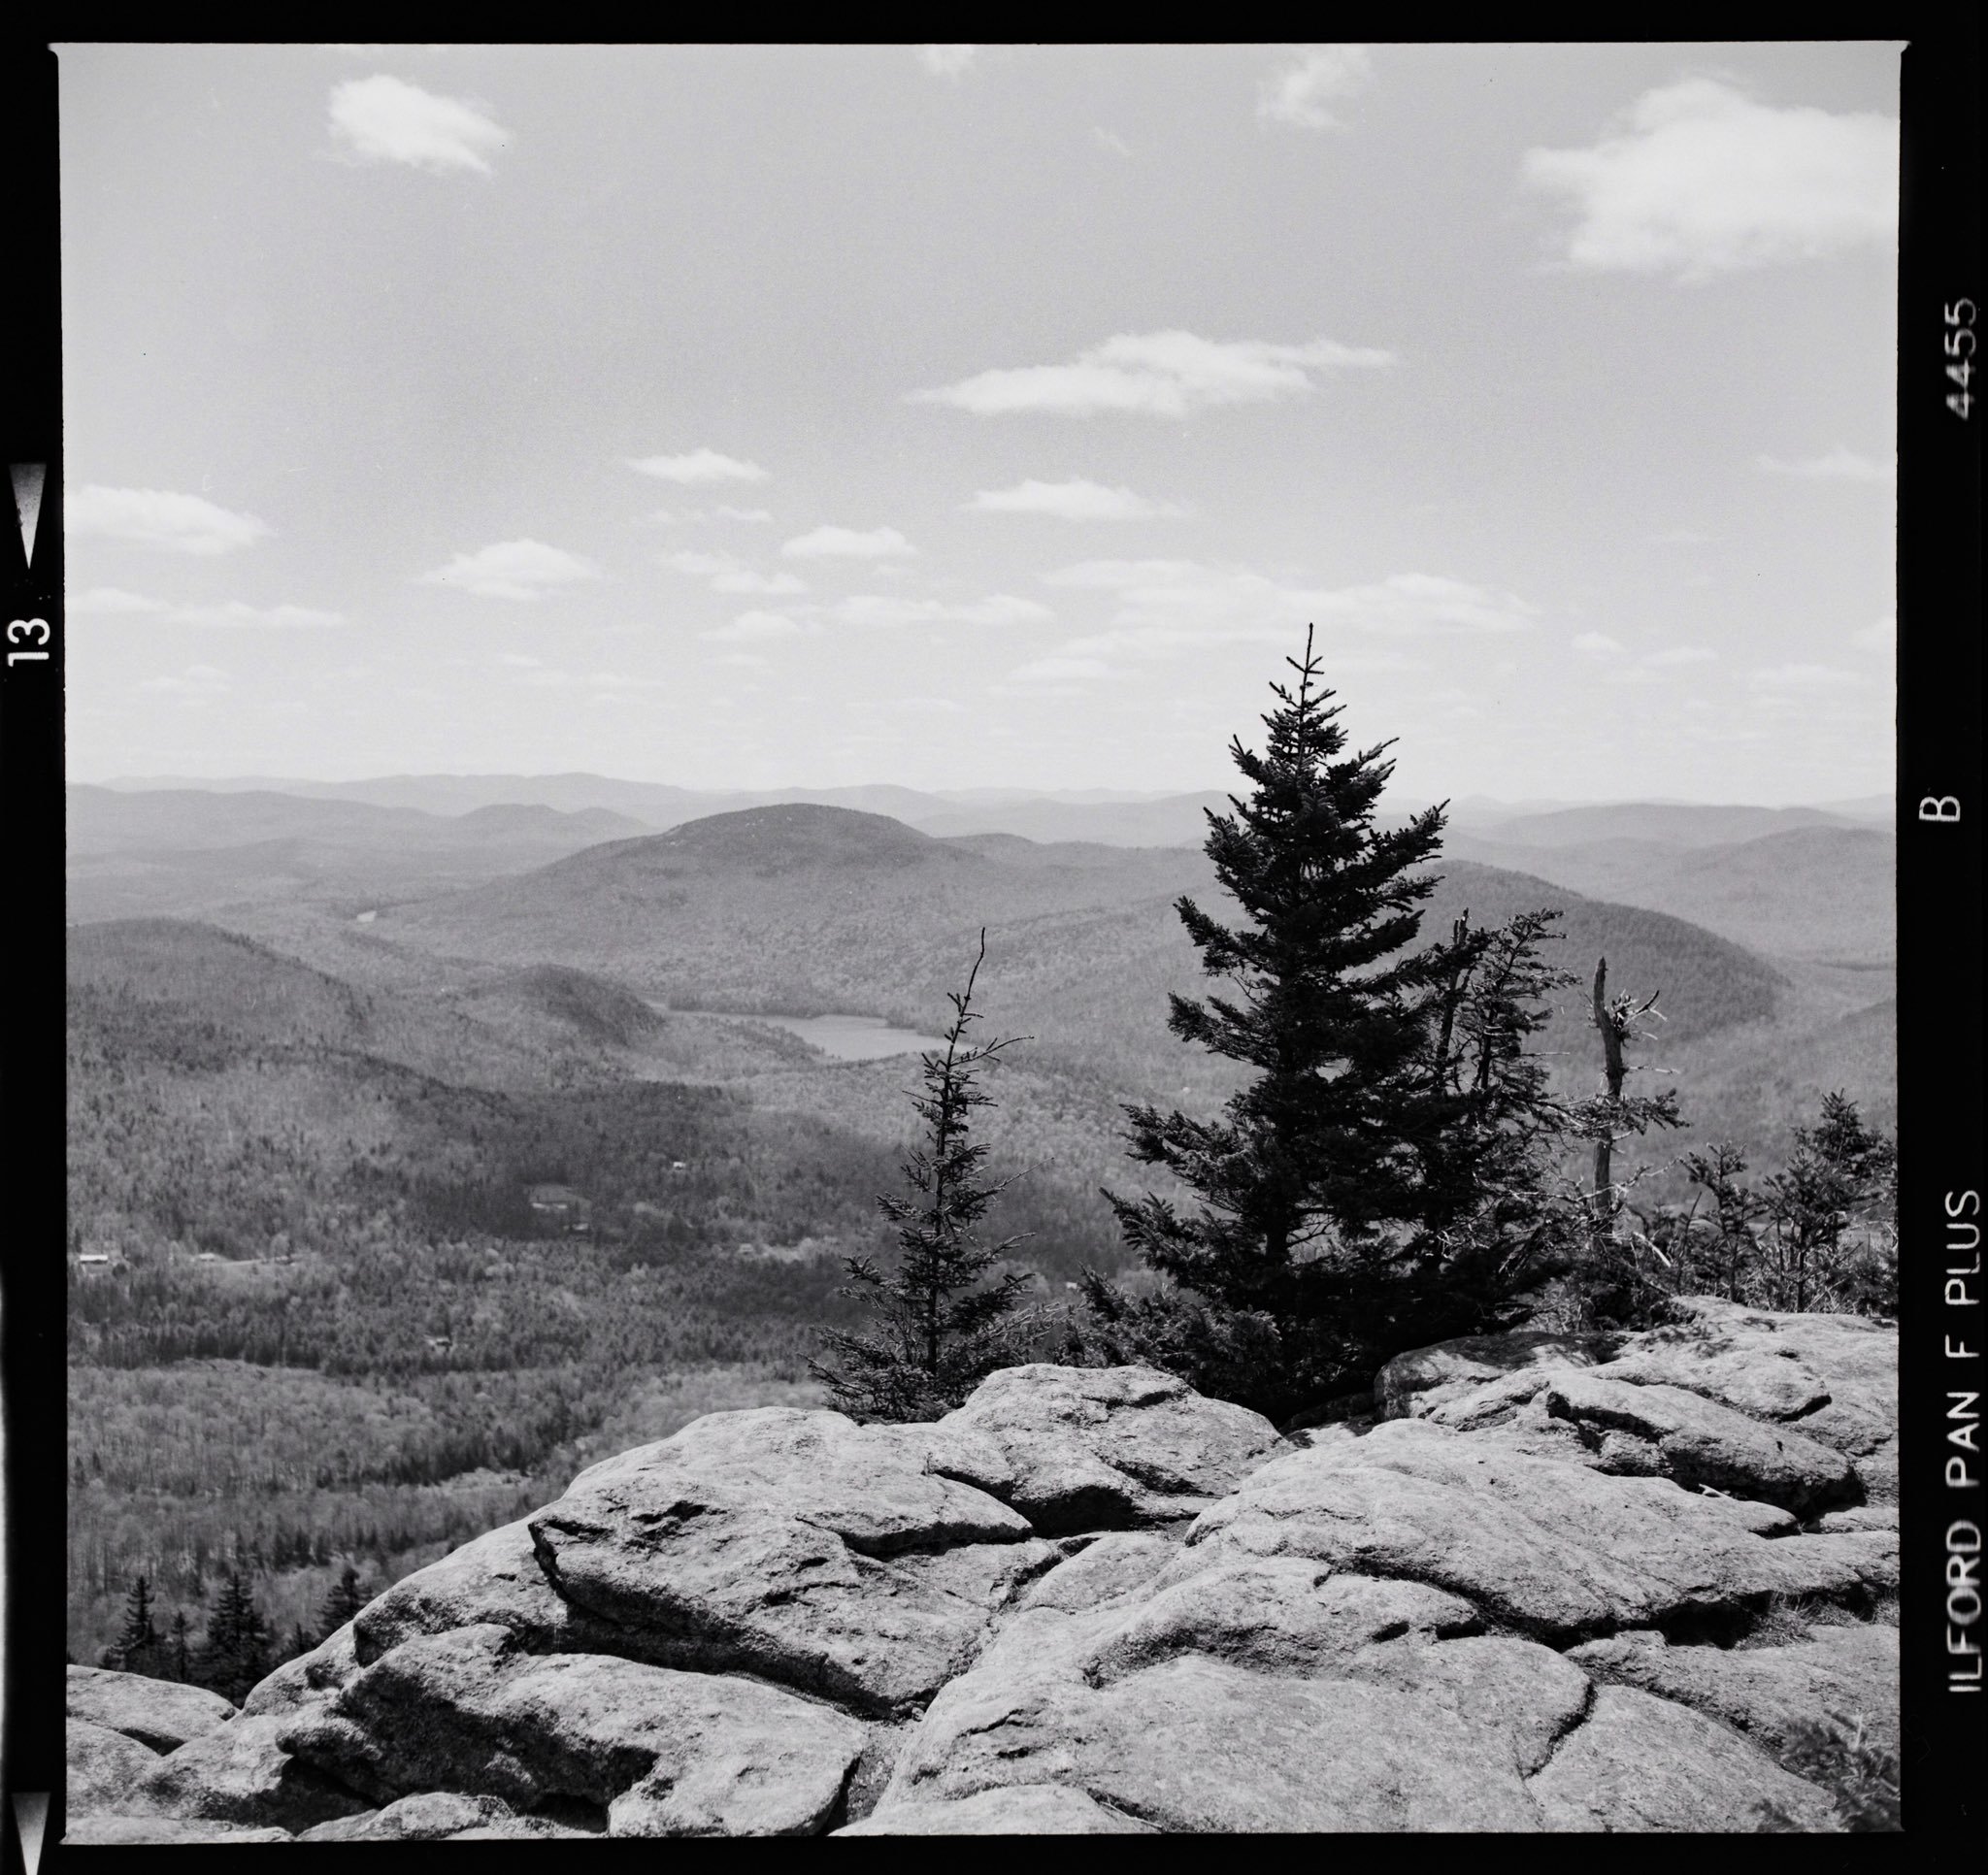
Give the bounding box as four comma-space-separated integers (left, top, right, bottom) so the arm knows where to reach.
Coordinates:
657, 1005, 950, 1062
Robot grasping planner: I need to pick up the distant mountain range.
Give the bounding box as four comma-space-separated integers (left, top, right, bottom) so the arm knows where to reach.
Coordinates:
83, 772, 1894, 850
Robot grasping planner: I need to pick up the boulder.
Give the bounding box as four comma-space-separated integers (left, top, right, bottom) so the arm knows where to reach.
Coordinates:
137, 1711, 374, 1832
931, 1365, 1288, 1533
1530, 1371, 1858, 1514
1567, 1622, 1899, 1767
300, 1791, 566, 1841
885, 1607, 1592, 1833
1375, 1331, 1616, 1420
64, 1815, 293, 1845
349, 1520, 627, 1667
1014, 1532, 1180, 1615
839, 1785, 1157, 1833
65, 1666, 236, 1754
1529, 1685, 1839, 1830
1182, 1419, 1879, 1641
527, 1409, 1052, 1716
278, 1623, 867, 1837
1611, 1299, 1897, 1490
67, 1718, 165, 1816
242, 1621, 363, 1720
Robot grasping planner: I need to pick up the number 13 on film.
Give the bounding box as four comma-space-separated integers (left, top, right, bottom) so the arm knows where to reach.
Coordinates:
8, 616, 50, 664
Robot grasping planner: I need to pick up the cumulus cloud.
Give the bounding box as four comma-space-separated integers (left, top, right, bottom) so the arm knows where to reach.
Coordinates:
1853, 615, 1896, 653
911, 330, 1394, 418
69, 587, 169, 614
628, 449, 770, 485
700, 609, 815, 642
329, 75, 509, 175
138, 663, 234, 699
1644, 644, 1720, 666
1007, 655, 1114, 685
659, 547, 808, 596
1040, 560, 1538, 646
828, 593, 1053, 628
66, 586, 340, 627
422, 539, 602, 601
1258, 45, 1375, 131
964, 477, 1188, 521
69, 485, 271, 555
1572, 631, 1626, 656
1749, 662, 1862, 689
779, 525, 916, 561
167, 602, 345, 629
1522, 79, 1898, 280
715, 505, 774, 523
918, 45, 977, 80
1756, 446, 1896, 481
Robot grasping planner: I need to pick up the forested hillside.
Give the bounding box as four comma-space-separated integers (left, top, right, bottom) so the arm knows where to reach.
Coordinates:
63, 802, 1894, 1668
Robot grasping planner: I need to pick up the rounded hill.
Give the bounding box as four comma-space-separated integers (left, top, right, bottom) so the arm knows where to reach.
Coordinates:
556, 804, 960, 882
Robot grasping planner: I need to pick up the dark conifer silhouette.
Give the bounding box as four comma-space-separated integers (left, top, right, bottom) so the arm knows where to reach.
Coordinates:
811, 932, 1033, 1422
1079, 629, 1573, 1418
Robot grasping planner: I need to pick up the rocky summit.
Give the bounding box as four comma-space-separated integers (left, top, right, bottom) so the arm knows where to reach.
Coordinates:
66, 1299, 1897, 1839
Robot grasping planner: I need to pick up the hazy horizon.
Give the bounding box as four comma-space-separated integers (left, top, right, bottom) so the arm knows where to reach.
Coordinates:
59, 44, 1900, 803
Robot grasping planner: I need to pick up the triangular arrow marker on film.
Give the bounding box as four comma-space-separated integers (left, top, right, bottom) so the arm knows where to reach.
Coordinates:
13, 1792, 49, 1875
11, 464, 47, 568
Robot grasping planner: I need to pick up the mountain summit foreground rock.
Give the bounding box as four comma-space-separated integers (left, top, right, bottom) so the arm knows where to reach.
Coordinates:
66, 1298, 1897, 1838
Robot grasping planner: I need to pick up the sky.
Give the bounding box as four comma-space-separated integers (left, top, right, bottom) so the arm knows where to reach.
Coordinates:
57, 42, 1902, 804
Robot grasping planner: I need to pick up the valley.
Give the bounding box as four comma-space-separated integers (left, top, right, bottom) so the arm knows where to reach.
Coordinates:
62, 777, 1896, 1668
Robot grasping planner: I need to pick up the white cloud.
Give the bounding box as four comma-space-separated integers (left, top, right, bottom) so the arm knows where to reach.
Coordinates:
499, 652, 543, 668
1522, 79, 1898, 280
828, 593, 1052, 628
779, 525, 916, 561
1749, 662, 1862, 689
168, 601, 345, 629
138, 663, 233, 698
1093, 127, 1133, 158
1644, 644, 1719, 666
911, 329, 1394, 418
657, 544, 806, 593
1756, 446, 1896, 482
328, 75, 508, 175
70, 587, 169, 614
662, 550, 742, 578
69, 485, 270, 555
1853, 615, 1896, 653
1040, 560, 1537, 645
422, 539, 602, 601
918, 45, 977, 80
1258, 45, 1375, 131
628, 449, 770, 485
715, 505, 774, 523
66, 585, 340, 627
1007, 655, 1114, 685
1572, 631, 1626, 656
964, 477, 1188, 520
700, 609, 814, 642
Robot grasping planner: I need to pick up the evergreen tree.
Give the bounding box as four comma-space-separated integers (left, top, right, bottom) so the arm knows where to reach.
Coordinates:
1765, 1093, 1897, 1312
114, 1574, 156, 1661
811, 932, 1034, 1422
1679, 1142, 1765, 1300
316, 1564, 369, 1642
168, 1609, 193, 1684
193, 1571, 272, 1704
1080, 629, 1565, 1419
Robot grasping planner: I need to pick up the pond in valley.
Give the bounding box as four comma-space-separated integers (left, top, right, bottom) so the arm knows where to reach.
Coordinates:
652, 1004, 949, 1062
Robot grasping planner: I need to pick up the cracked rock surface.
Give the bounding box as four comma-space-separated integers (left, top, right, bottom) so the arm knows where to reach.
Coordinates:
66, 1310, 1896, 1837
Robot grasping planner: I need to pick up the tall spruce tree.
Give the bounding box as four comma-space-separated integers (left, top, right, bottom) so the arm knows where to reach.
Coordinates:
316, 1564, 370, 1642
108, 1574, 167, 1678
1084, 629, 1560, 1420
811, 932, 1034, 1423
194, 1570, 272, 1705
